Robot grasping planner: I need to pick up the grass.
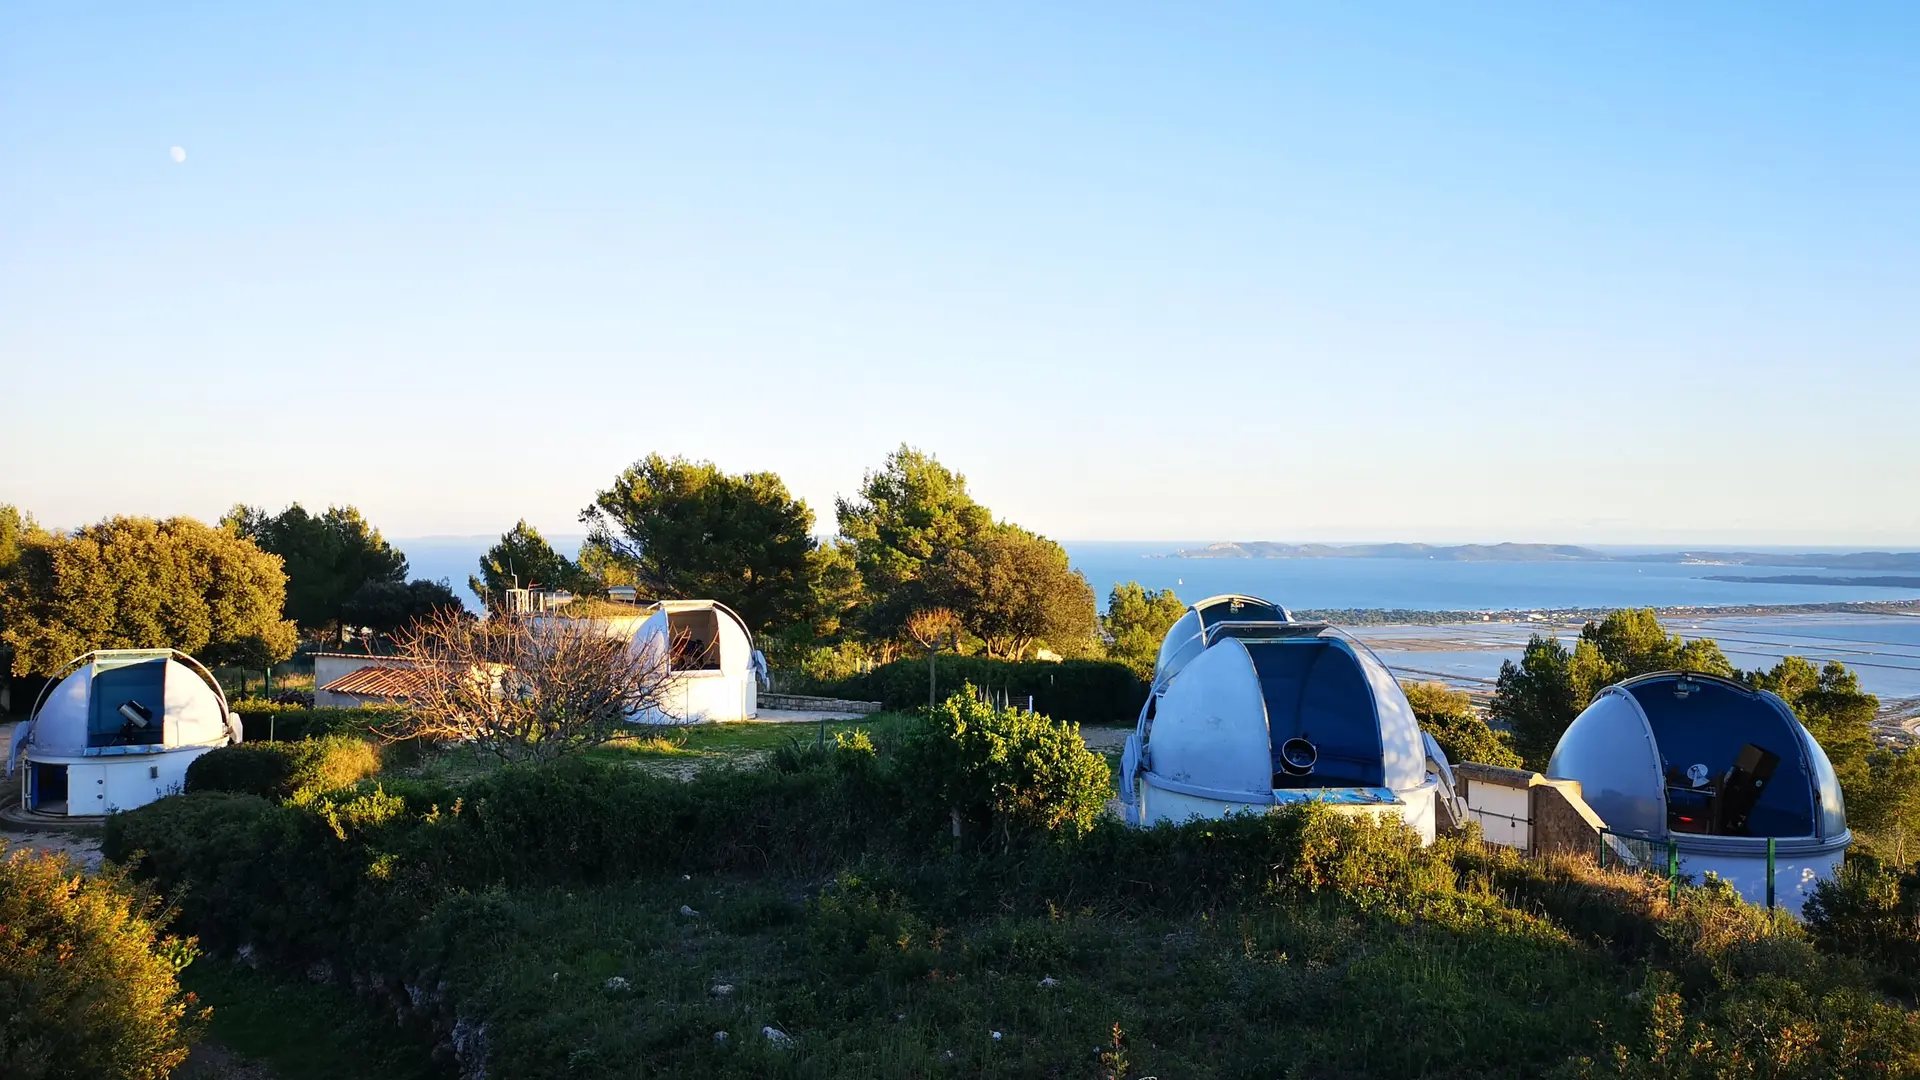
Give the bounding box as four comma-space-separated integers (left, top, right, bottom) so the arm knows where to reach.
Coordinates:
361, 710, 1113, 783
421, 871, 1633, 1080
584, 714, 917, 762
178, 959, 448, 1080
380, 714, 920, 783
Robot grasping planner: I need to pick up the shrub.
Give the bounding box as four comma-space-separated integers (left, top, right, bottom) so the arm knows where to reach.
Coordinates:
812, 656, 1147, 726
227, 701, 411, 743
1567, 974, 1920, 1079
894, 689, 1113, 845
101, 792, 300, 955
185, 736, 381, 801
771, 639, 873, 683
1403, 680, 1522, 768
0, 844, 207, 1080
103, 720, 1920, 1080
1804, 854, 1920, 994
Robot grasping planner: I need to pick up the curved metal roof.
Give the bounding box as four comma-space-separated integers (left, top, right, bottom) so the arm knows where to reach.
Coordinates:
1152, 594, 1318, 689
1548, 670, 1846, 842
1137, 595, 1429, 798
10, 649, 236, 767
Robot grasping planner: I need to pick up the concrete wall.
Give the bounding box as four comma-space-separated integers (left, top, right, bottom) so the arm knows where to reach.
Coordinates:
759, 693, 881, 714
1674, 846, 1844, 917
1457, 762, 1536, 850
1455, 761, 1603, 857
1531, 778, 1606, 857
655, 671, 756, 722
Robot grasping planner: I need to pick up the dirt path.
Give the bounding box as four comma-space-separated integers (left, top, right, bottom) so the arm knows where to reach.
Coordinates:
1, 825, 104, 871
1, 722, 106, 870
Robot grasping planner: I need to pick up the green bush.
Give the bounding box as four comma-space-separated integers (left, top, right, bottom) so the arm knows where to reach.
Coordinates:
810, 656, 1147, 726
103, 787, 426, 970
769, 638, 873, 683
894, 690, 1113, 845
1804, 854, 1920, 994
1568, 974, 1920, 1079
101, 715, 1920, 1080
227, 700, 410, 742
101, 792, 282, 945
1403, 680, 1523, 768
185, 736, 381, 801
0, 844, 207, 1080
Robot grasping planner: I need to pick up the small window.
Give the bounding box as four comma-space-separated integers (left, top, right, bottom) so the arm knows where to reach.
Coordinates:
666, 609, 722, 671
89, 660, 167, 748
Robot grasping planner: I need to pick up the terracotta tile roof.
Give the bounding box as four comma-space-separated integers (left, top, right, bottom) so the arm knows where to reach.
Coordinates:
318, 665, 439, 699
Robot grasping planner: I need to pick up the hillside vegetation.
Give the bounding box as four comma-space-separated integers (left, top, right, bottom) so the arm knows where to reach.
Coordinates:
96, 692, 1920, 1080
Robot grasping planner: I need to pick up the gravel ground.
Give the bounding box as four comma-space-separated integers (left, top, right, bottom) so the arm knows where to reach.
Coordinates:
1, 827, 104, 871
1079, 725, 1131, 751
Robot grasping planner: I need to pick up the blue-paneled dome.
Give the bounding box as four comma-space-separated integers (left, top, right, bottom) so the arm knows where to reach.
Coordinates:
1123, 595, 1458, 843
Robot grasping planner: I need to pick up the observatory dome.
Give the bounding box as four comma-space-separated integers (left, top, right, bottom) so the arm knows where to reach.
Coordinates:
1122, 595, 1460, 842
1548, 671, 1849, 913
624, 599, 765, 723
9, 649, 240, 817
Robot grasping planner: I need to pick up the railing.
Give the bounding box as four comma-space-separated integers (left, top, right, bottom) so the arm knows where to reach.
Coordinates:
1597, 829, 1678, 903
1598, 829, 1780, 909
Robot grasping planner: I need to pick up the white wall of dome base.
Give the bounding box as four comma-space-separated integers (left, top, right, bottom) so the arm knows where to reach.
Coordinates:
628, 672, 759, 724
1615, 834, 1851, 918
623, 601, 764, 723
1130, 776, 1440, 845
19, 748, 216, 818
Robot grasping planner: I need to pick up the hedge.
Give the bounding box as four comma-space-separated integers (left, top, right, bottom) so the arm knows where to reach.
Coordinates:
185, 736, 381, 802
811, 656, 1147, 726
226, 700, 410, 743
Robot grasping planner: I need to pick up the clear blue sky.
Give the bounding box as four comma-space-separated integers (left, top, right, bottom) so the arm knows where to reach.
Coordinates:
4, 3, 1916, 545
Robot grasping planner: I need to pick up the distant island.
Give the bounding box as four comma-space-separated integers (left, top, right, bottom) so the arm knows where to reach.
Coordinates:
1164, 541, 1920, 572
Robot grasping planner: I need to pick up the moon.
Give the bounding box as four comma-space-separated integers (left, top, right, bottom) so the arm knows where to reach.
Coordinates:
170, 146, 186, 164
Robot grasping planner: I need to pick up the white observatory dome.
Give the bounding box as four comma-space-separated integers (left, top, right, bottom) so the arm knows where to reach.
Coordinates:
1122, 595, 1460, 843
623, 600, 763, 723
1548, 671, 1849, 914
8, 649, 240, 817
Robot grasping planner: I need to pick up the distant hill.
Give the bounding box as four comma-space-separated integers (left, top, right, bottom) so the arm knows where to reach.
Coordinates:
1166, 543, 1920, 570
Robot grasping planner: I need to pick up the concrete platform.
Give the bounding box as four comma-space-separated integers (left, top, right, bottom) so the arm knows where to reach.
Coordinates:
751, 707, 877, 724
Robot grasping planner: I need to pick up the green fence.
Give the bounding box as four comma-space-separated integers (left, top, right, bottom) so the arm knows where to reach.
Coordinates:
1597, 829, 1779, 909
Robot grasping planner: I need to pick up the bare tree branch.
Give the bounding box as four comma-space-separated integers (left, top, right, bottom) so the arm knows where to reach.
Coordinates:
377, 609, 680, 763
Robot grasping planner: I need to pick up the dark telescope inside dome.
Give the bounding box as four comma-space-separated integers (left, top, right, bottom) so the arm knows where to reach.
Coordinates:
1631, 677, 1812, 838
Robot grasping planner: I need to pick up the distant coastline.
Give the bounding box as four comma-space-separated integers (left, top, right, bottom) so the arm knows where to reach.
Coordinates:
1164, 541, 1920, 572
1290, 598, 1920, 627
1704, 575, 1920, 589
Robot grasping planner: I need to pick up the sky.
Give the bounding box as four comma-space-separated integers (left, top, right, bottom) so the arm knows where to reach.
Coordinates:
3, 2, 1917, 546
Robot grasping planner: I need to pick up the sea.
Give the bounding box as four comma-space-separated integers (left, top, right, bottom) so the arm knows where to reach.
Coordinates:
1062, 541, 1920, 613
396, 537, 1920, 700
